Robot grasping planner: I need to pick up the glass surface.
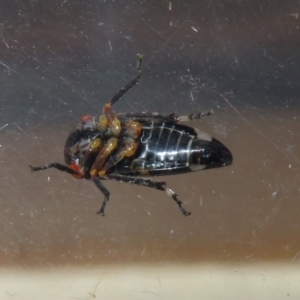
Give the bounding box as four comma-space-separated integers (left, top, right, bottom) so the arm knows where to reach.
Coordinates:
0, 1, 299, 299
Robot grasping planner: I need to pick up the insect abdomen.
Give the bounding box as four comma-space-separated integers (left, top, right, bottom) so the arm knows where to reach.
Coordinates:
115, 120, 232, 176
122, 122, 195, 175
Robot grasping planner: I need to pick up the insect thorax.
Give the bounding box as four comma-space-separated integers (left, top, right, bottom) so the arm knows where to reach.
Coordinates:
63, 114, 142, 177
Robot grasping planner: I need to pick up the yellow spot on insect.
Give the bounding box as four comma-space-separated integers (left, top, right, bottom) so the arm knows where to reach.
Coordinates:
107, 137, 118, 150
90, 138, 102, 150
98, 170, 106, 177
124, 141, 138, 157
125, 120, 142, 138
111, 117, 121, 136
90, 168, 97, 176
139, 170, 150, 176
98, 115, 108, 130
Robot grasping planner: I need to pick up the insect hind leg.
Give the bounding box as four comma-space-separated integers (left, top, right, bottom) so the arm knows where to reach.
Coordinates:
92, 177, 110, 216
117, 109, 213, 124
164, 186, 191, 216
107, 174, 191, 216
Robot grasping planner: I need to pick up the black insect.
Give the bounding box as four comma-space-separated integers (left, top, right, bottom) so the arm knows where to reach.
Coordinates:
30, 54, 233, 216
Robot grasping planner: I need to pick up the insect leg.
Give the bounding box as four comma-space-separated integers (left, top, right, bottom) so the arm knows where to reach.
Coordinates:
107, 174, 191, 216
108, 54, 143, 107
91, 177, 110, 216
103, 54, 143, 119
89, 137, 119, 177
29, 163, 79, 176
118, 109, 213, 123
102, 54, 143, 134
164, 187, 191, 216
177, 109, 214, 122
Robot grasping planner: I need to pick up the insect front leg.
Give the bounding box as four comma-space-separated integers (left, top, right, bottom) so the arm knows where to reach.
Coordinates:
103, 54, 143, 119
30, 162, 80, 176
89, 137, 119, 177
99, 54, 143, 139
107, 174, 191, 216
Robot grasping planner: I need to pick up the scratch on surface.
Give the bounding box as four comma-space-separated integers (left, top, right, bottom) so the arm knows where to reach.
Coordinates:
75, 280, 101, 300
141, 246, 146, 256
13, 45, 92, 106
292, 249, 300, 262
144, 20, 192, 65
191, 26, 198, 32
262, 173, 300, 229
108, 40, 112, 51
0, 61, 17, 74
47, 47, 63, 60
14, 124, 29, 136
290, 13, 299, 19
0, 24, 9, 48
141, 277, 161, 297
219, 93, 287, 158
142, 19, 164, 37
86, 281, 101, 300
0, 123, 9, 131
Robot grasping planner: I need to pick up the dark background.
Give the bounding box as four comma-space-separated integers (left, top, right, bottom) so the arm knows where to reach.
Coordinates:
0, 0, 299, 267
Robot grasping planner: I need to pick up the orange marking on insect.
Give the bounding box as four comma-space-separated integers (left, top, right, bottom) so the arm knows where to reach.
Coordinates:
103, 103, 113, 116
90, 137, 119, 177
127, 121, 142, 138
123, 140, 138, 157
80, 115, 94, 122
69, 163, 84, 179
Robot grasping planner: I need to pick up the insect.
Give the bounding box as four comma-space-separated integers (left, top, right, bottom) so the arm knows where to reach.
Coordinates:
30, 54, 233, 216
